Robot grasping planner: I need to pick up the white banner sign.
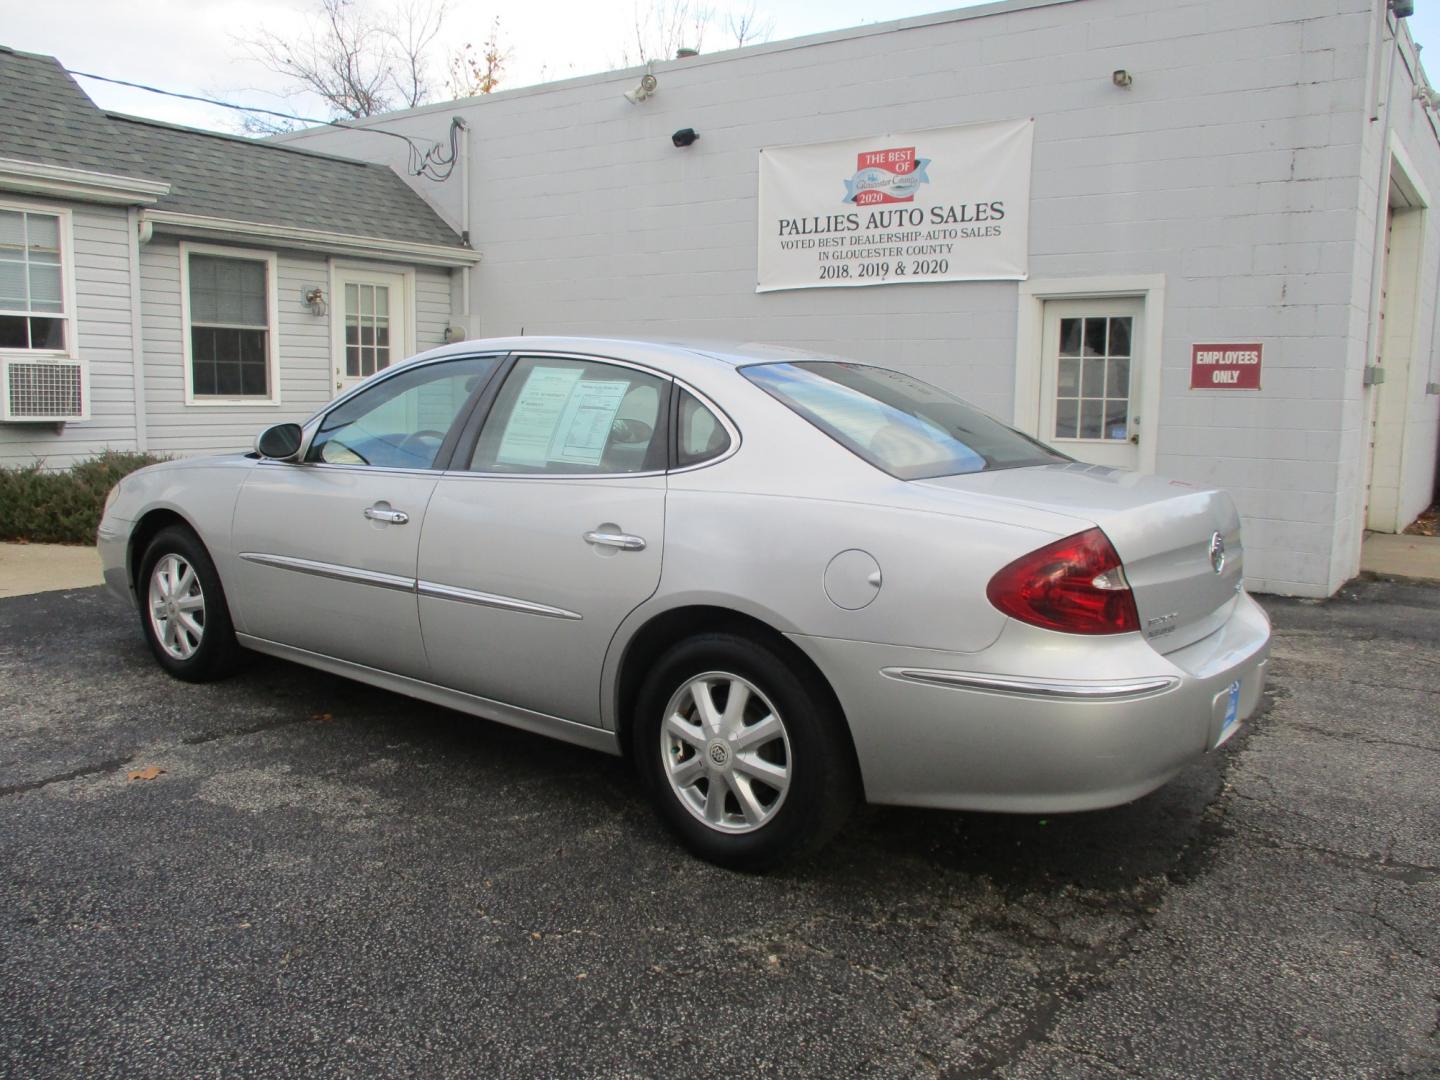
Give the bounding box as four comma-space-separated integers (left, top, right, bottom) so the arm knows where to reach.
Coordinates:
756, 119, 1033, 293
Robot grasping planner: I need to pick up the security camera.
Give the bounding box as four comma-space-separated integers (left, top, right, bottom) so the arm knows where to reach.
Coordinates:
671, 127, 699, 147
624, 71, 658, 105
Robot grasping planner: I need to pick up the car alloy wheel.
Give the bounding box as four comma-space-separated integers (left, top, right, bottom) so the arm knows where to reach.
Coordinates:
137, 525, 245, 683
147, 552, 206, 660
660, 671, 792, 834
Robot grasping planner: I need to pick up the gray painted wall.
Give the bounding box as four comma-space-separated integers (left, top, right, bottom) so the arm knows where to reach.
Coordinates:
0, 199, 138, 468
0, 223, 454, 465
137, 239, 455, 456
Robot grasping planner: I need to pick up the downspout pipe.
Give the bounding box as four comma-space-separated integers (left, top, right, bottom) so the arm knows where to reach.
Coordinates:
457, 118, 474, 338
127, 207, 147, 453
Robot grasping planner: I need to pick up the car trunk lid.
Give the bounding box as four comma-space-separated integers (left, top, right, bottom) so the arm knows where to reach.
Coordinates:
916, 462, 1243, 653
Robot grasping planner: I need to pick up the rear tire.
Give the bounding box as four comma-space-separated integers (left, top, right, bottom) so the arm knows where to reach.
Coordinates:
137, 525, 245, 683
634, 632, 857, 870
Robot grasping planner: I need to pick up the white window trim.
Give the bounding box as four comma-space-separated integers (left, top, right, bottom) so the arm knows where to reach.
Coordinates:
0, 197, 80, 361
328, 260, 418, 392
179, 240, 282, 406
1014, 274, 1166, 475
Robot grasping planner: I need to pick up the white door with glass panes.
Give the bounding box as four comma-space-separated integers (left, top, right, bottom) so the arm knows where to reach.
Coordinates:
332, 268, 409, 396
1038, 298, 1144, 470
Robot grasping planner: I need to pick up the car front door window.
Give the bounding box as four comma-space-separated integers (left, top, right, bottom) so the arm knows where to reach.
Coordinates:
308, 355, 500, 469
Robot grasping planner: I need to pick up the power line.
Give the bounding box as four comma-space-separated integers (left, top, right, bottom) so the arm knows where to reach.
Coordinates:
66, 68, 459, 181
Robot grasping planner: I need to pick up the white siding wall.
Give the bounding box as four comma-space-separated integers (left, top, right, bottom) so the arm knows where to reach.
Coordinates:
139, 236, 453, 457
0, 200, 139, 468
280, 0, 1422, 597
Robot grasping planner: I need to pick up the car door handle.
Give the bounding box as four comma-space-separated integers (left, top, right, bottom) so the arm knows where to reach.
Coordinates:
364, 505, 410, 525
584, 529, 646, 551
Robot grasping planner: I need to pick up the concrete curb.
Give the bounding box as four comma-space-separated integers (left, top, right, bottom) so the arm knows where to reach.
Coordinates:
0, 543, 104, 599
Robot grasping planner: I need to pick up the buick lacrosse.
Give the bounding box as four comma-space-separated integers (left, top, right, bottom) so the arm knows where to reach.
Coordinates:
99, 338, 1270, 868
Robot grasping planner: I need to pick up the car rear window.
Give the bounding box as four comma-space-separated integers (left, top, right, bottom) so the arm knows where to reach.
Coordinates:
742, 361, 1067, 480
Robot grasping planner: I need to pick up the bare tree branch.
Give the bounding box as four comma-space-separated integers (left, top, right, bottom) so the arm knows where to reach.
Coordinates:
618, 0, 716, 66
235, 0, 457, 122
391, 0, 448, 108
726, 3, 774, 49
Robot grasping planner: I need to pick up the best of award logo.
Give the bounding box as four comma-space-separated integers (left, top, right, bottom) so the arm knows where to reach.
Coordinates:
842, 146, 931, 206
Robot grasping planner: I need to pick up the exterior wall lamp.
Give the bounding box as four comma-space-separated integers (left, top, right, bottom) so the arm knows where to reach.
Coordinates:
303, 286, 327, 316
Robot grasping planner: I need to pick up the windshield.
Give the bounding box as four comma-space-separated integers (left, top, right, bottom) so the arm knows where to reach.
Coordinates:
743, 361, 1067, 480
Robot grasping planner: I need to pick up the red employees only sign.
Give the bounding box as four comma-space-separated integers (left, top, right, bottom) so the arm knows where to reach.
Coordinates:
1190, 343, 1263, 390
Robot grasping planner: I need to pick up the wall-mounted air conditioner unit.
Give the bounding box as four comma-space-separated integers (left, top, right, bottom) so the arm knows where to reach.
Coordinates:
1, 357, 89, 423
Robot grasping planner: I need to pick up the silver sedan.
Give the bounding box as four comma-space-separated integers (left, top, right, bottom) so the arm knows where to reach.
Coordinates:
98, 338, 1270, 868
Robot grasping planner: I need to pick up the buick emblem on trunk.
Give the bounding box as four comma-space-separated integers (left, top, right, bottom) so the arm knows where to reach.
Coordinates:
1208, 532, 1226, 574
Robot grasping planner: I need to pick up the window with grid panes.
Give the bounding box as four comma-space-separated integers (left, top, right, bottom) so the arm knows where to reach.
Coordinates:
188, 253, 271, 396
0, 209, 67, 351
343, 282, 393, 379
1054, 315, 1132, 441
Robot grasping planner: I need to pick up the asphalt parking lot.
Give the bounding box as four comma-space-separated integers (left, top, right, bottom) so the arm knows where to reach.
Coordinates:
1, 582, 1437, 1079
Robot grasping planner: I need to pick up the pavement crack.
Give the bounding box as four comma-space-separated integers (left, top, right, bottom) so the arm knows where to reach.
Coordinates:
0, 754, 136, 797
1279, 720, 1440, 755
1228, 821, 1440, 885
180, 714, 320, 745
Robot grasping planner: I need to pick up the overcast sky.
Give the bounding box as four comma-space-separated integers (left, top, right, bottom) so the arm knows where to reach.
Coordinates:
4, 1, 1439, 135
1, 0, 993, 132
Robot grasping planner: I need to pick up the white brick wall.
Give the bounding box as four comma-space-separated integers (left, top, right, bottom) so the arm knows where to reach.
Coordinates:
282, 0, 1439, 597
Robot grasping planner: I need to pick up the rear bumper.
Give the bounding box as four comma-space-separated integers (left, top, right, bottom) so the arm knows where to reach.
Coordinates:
788, 591, 1271, 813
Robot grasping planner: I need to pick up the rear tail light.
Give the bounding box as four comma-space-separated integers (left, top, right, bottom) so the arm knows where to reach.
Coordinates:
986, 527, 1140, 635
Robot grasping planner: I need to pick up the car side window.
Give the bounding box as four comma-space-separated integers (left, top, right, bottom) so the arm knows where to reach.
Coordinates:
675, 389, 732, 467
469, 356, 668, 474
307, 355, 499, 468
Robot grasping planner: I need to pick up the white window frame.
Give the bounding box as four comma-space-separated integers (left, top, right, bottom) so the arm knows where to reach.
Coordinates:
0, 198, 79, 361
1014, 274, 1166, 475
179, 240, 281, 406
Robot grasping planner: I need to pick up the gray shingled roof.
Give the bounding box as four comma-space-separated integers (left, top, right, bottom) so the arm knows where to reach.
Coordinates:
0, 47, 155, 180
110, 115, 464, 248
0, 45, 465, 251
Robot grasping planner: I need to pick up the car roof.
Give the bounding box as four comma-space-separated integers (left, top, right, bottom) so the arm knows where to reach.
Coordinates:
396, 336, 849, 382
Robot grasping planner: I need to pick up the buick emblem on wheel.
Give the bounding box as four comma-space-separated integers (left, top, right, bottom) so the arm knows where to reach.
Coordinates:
709, 743, 729, 766
1209, 532, 1226, 574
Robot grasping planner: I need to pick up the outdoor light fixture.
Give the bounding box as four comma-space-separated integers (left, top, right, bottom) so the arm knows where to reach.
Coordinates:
624, 65, 658, 104
1112, 69, 1133, 88
303, 286, 327, 316
1390, 0, 1414, 18
672, 127, 699, 148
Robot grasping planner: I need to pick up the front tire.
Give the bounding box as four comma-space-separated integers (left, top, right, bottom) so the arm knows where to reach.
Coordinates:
634, 632, 857, 870
137, 525, 244, 682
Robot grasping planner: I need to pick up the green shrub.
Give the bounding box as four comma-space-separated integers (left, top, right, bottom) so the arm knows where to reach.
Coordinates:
0, 451, 169, 545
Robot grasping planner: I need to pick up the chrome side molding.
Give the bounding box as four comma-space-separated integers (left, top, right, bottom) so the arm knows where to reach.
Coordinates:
880, 667, 1180, 700
238, 551, 582, 620
238, 552, 415, 593
416, 581, 582, 621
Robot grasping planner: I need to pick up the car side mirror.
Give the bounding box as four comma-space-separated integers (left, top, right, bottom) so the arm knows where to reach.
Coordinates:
256, 422, 304, 461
